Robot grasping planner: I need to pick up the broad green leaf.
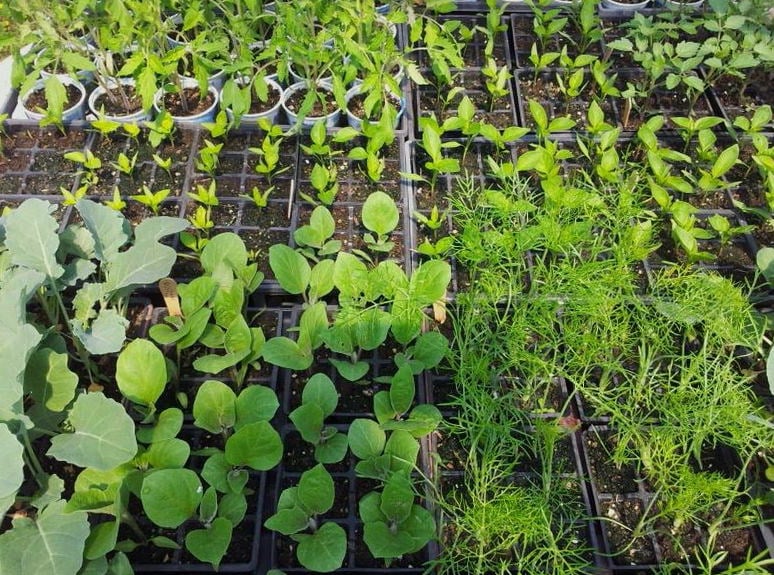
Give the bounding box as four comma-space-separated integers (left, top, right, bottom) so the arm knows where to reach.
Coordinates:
411, 260, 451, 304
315, 432, 348, 464
193, 350, 248, 374
311, 205, 335, 239
380, 474, 413, 523
225, 421, 282, 470
348, 419, 386, 459
145, 438, 190, 469
185, 517, 232, 570
269, 244, 310, 295
412, 331, 448, 369
48, 393, 138, 471
136, 408, 183, 444
75, 200, 130, 263
308, 259, 335, 302
235, 385, 279, 428
355, 307, 391, 351
299, 302, 329, 350
218, 492, 248, 525
24, 348, 78, 412
385, 430, 419, 474
71, 308, 129, 355
132, 216, 188, 244
264, 506, 309, 535
4, 199, 64, 279
140, 469, 201, 528
390, 364, 415, 415
202, 452, 235, 493
193, 380, 237, 434
711, 144, 739, 179
262, 336, 313, 370
200, 233, 248, 276
0, 424, 23, 517
116, 339, 167, 407
362, 191, 399, 236
290, 403, 324, 444
296, 522, 346, 573
298, 464, 334, 515
391, 290, 424, 345
329, 357, 369, 381
302, 373, 338, 417
0, 499, 89, 575
106, 236, 181, 293
333, 252, 369, 299
382, 404, 443, 438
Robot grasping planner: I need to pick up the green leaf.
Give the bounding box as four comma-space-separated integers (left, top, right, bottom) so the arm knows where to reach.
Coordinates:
0, 424, 23, 517
185, 517, 233, 570
193, 380, 237, 434
290, 403, 324, 444
380, 474, 413, 523
767, 347, 774, 397
0, 500, 89, 575
200, 233, 249, 277
141, 469, 201, 528
75, 200, 130, 263
262, 337, 313, 370
348, 419, 386, 459
333, 252, 369, 299
412, 260, 451, 304
711, 144, 739, 179
218, 492, 247, 525
225, 421, 282, 470
137, 408, 183, 444
411, 332, 448, 369
757, 247, 774, 286
390, 364, 416, 415
269, 244, 311, 295
362, 191, 399, 236
71, 308, 129, 355
384, 430, 419, 474
235, 385, 279, 429
329, 358, 370, 381
48, 393, 138, 471
302, 373, 338, 417
264, 506, 309, 535
116, 339, 167, 407
145, 438, 190, 469
355, 308, 391, 351
309, 259, 335, 302
106, 221, 185, 292
298, 464, 334, 516
315, 432, 349, 464
296, 522, 346, 573
4, 199, 64, 278
24, 348, 78, 412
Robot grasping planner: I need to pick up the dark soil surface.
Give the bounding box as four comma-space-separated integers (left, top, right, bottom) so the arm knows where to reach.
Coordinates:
585, 429, 640, 494
285, 88, 339, 117
92, 85, 143, 116
161, 88, 215, 117
599, 498, 658, 566
25, 84, 82, 112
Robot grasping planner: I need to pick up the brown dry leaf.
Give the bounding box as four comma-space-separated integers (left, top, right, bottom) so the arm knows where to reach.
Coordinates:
433, 300, 447, 324
88, 383, 104, 393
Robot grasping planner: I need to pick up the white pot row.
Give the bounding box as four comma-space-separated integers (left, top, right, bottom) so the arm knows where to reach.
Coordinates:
20, 76, 406, 131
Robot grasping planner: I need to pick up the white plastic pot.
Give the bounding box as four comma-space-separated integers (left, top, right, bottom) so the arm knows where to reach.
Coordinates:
663, 0, 704, 8
601, 0, 650, 10
281, 81, 341, 130
153, 77, 219, 124
88, 78, 150, 123
21, 77, 87, 123
344, 84, 405, 130
223, 76, 283, 127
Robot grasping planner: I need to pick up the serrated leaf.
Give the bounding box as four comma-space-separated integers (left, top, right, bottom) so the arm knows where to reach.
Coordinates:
4, 199, 64, 279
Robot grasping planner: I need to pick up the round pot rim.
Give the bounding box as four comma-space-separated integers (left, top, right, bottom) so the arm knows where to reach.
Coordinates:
153, 79, 220, 121
224, 76, 284, 121
21, 77, 87, 117
601, 0, 650, 7
344, 84, 405, 123
281, 80, 340, 122
87, 77, 148, 121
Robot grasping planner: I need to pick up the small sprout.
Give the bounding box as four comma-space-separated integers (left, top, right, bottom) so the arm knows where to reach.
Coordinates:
60, 184, 88, 206
131, 185, 170, 215
242, 185, 274, 209
112, 152, 138, 176
104, 187, 127, 212
153, 154, 173, 176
